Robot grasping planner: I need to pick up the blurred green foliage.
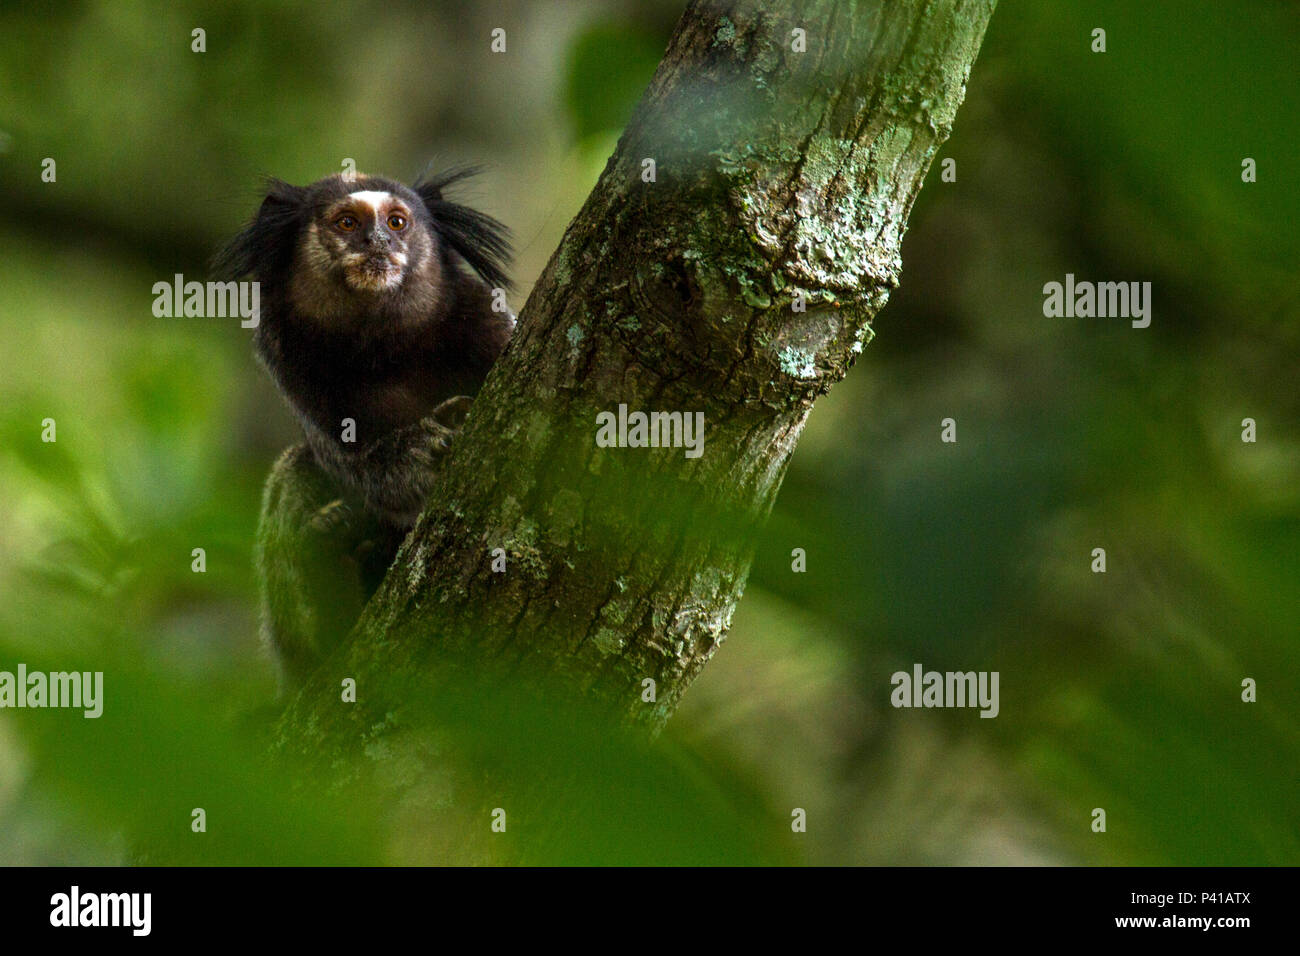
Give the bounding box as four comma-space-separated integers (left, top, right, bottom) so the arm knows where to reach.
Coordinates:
565, 21, 668, 142
0, 0, 1295, 864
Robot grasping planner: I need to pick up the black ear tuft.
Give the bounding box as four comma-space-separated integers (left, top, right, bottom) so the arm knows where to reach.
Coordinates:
211, 178, 308, 281
413, 165, 514, 291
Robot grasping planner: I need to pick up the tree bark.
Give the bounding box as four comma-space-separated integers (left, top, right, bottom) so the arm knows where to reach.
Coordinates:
278, 0, 997, 756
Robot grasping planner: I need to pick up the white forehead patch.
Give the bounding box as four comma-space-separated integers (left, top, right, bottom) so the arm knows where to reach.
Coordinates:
348, 190, 394, 216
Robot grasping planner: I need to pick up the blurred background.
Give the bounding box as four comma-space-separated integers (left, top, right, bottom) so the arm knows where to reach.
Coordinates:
0, 0, 1295, 864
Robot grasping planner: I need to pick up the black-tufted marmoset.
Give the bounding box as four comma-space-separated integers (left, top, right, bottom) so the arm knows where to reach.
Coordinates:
215, 168, 513, 686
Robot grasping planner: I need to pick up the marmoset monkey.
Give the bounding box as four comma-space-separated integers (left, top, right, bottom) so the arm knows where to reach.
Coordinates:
215, 167, 513, 685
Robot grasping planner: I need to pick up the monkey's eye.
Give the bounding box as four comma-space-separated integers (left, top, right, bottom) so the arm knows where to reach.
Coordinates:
387, 213, 407, 231
335, 215, 358, 232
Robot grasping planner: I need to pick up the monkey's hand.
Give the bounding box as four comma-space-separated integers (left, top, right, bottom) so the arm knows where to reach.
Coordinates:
309, 395, 476, 528
428, 394, 474, 430
307, 498, 354, 536
396, 404, 467, 474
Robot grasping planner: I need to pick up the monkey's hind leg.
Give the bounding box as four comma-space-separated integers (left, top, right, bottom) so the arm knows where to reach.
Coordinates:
255, 444, 370, 689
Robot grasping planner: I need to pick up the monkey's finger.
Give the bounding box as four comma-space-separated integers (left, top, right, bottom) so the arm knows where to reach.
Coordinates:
429, 394, 474, 429
420, 429, 454, 456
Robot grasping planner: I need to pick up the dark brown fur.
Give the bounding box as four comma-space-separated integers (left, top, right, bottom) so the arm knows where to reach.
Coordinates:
216, 168, 513, 685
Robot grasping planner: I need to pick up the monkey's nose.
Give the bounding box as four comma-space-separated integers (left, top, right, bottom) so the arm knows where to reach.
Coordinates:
368, 229, 391, 247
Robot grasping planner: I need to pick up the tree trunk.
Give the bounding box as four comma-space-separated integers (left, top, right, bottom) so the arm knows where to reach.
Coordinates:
278, 0, 997, 757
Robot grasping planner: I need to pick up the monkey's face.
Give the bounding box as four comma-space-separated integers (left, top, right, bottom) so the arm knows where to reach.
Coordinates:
307, 181, 434, 294
217, 169, 509, 326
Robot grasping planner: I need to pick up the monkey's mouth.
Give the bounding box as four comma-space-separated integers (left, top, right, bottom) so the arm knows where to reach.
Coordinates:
344, 254, 405, 292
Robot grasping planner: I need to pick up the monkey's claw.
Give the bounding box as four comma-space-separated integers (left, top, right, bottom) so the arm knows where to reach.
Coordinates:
430, 394, 474, 429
